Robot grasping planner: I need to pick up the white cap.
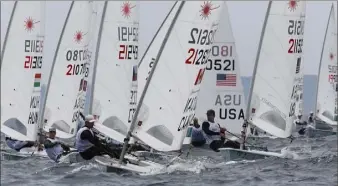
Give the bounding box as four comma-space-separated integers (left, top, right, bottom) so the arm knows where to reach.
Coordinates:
310, 111, 313, 114
85, 115, 96, 123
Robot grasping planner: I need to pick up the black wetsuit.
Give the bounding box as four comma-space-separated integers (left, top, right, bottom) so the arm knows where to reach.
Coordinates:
79, 130, 121, 160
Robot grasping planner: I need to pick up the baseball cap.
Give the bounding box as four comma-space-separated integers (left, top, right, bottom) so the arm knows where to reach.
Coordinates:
49, 127, 56, 132
85, 115, 96, 123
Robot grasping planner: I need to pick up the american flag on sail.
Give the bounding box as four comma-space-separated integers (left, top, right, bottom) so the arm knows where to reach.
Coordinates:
79, 79, 87, 91
216, 74, 236, 87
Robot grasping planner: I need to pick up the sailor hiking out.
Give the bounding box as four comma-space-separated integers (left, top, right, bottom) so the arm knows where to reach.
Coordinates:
75, 115, 122, 160
5, 136, 36, 152
202, 109, 241, 152
44, 127, 72, 162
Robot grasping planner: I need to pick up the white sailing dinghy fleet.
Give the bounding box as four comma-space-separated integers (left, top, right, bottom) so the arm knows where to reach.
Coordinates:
0, 0, 335, 173
312, 4, 337, 134
95, 1, 225, 173
1, 1, 48, 159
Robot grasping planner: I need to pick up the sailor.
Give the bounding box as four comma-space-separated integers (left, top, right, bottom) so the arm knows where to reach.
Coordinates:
5, 136, 36, 152
44, 127, 72, 163
293, 114, 307, 135
75, 115, 120, 160
308, 111, 314, 124
202, 109, 240, 152
191, 118, 206, 147
294, 114, 308, 125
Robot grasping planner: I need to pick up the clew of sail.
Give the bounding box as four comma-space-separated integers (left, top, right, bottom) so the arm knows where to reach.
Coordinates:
41, 1, 96, 139
194, 2, 246, 137
134, 1, 224, 152
247, 1, 306, 138
315, 4, 337, 126
1, 1, 45, 142
90, 1, 140, 143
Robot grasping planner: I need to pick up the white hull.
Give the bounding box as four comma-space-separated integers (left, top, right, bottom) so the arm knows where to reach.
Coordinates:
95, 154, 164, 174
219, 148, 285, 161
1, 147, 47, 160
58, 151, 85, 164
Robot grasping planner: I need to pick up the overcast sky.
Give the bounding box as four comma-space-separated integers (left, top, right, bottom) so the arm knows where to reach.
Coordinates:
1, 1, 337, 77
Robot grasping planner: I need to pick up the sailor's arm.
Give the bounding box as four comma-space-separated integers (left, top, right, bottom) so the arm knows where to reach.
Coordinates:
81, 130, 101, 146
44, 139, 58, 148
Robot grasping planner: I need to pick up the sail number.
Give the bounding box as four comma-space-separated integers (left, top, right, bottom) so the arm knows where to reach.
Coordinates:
188, 28, 217, 46
288, 39, 303, 54
206, 59, 235, 71
24, 56, 42, 69
24, 39, 44, 69
66, 49, 89, 61
118, 45, 138, 60
178, 96, 198, 131
210, 45, 233, 57
288, 20, 305, 36
66, 63, 89, 77
185, 48, 210, 65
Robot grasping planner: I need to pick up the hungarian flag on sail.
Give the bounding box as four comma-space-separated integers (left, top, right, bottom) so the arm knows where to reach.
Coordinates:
216, 73, 236, 86
132, 65, 137, 81
79, 79, 87, 91
34, 73, 41, 88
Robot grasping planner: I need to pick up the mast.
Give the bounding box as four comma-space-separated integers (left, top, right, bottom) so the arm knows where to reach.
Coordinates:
88, 1, 108, 114
313, 4, 333, 128
240, 1, 272, 149
38, 2, 74, 143
0, 1, 17, 70
138, 2, 178, 67
118, 1, 185, 164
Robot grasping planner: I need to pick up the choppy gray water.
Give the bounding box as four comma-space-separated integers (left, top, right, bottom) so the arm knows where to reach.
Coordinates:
1, 135, 337, 186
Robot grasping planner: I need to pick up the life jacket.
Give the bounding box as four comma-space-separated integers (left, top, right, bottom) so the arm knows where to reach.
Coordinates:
191, 126, 205, 142
202, 121, 221, 144
75, 127, 94, 152
45, 138, 63, 162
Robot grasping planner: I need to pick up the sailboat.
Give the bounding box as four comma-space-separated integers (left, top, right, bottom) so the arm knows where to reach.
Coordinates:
88, 1, 141, 146
41, 1, 97, 143
218, 0, 306, 161
193, 1, 246, 141
1, 1, 47, 159
95, 1, 225, 173
312, 4, 337, 135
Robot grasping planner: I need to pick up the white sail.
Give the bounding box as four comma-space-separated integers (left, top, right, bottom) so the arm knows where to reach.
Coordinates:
90, 1, 140, 143
247, 1, 306, 138
1, 1, 45, 141
314, 4, 337, 126
194, 2, 246, 136
41, 2, 96, 139
134, 1, 224, 152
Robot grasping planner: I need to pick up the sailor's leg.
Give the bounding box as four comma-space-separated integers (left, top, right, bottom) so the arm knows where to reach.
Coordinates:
223, 140, 240, 149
